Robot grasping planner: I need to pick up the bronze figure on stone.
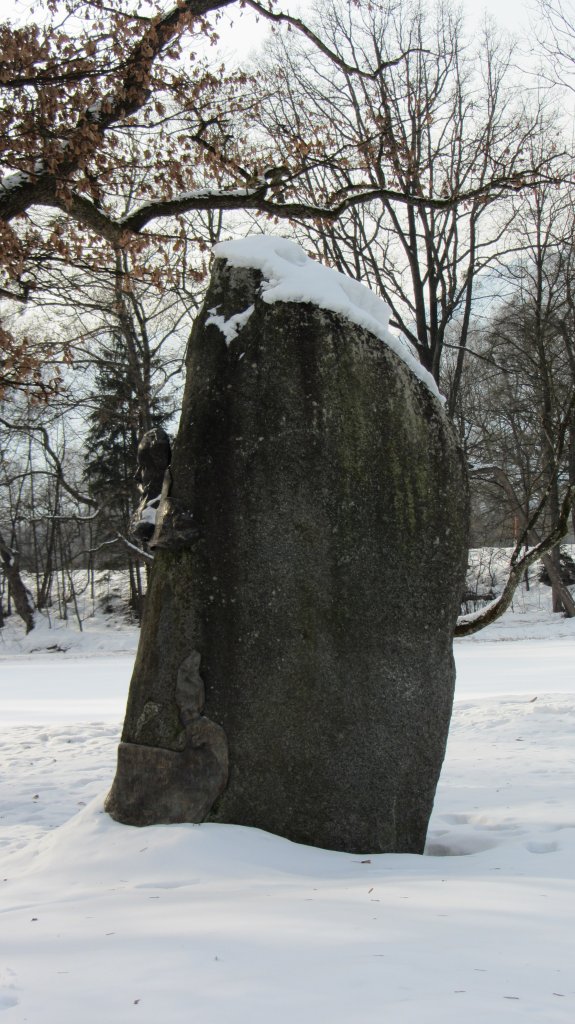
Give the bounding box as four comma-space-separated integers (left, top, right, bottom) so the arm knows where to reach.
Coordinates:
131, 426, 200, 550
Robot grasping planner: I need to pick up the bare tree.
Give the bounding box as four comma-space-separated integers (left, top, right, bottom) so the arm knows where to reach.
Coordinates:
457, 181, 575, 620
0, 405, 88, 631
1, 0, 562, 400
251, 0, 560, 405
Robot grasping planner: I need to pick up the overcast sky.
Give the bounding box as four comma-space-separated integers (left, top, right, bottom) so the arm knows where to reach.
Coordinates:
218, 0, 538, 54
1, 0, 536, 38
0, 0, 549, 124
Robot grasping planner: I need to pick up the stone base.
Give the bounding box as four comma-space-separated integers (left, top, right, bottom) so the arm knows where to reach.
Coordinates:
105, 734, 228, 827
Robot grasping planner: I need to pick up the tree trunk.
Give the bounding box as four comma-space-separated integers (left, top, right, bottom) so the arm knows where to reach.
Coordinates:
570, 422, 575, 539
548, 544, 566, 613
0, 530, 35, 633
492, 467, 573, 615
458, 471, 575, 636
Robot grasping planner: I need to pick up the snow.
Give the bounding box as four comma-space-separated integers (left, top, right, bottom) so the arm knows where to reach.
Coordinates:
0, 170, 30, 194
124, 184, 265, 223
85, 98, 103, 122
139, 497, 160, 527
1, 573, 574, 1021
0, 658, 131, 725
213, 236, 443, 401
206, 303, 255, 345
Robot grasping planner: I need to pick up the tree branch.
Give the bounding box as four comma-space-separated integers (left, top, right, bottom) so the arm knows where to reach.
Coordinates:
245, 0, 426, 79
0, 0, 236, 223
18, 168, 558, 246
455, 483, 575, 636
0, 417, 97, 509
0, 285, 27, 303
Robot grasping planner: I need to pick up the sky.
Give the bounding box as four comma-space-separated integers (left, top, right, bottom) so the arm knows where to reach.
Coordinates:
0, 0, 544, 117
210, 0, 538, 53
1, 0, 537, 41
0, 0, 547, 103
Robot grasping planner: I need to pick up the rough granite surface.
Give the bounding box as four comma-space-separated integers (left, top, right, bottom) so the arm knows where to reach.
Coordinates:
107, 257, 469, 853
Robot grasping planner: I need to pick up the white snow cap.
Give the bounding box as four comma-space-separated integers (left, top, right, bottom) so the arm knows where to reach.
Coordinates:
212, 235, 442, 402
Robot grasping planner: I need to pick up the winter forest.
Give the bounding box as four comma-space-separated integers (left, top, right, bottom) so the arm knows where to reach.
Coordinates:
1, 0, 575, 629
1, 1, 575, 1021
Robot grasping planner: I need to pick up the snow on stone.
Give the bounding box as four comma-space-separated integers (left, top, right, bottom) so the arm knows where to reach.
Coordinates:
206, 303, 255, 346
213, 235, 442, 402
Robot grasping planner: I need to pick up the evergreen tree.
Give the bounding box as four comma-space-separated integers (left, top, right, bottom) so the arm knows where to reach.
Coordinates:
85, 330, 168, 613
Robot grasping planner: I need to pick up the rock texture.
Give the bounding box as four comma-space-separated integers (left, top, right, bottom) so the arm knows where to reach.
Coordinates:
106, 651, 228, 825
106, 251, 468, 853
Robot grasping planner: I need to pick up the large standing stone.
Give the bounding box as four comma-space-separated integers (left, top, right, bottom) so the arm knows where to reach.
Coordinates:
106, 238, 468, 853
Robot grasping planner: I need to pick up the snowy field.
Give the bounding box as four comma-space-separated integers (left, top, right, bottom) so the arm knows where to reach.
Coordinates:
1, 574, 574, 1023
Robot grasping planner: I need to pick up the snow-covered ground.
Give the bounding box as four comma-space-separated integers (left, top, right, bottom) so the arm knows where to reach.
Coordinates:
1, 567, 574, 1022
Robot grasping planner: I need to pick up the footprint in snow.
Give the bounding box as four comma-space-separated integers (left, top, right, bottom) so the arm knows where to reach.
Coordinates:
0, 968, 18, 1011
525, 840, 559, 854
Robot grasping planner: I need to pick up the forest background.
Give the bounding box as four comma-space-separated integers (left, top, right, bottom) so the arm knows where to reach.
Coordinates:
2, 0, 575, 634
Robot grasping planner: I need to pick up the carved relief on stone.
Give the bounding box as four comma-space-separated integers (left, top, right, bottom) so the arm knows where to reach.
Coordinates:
105, 652, 228, 826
